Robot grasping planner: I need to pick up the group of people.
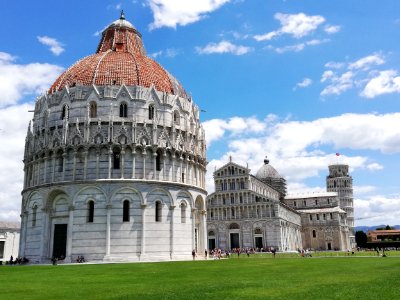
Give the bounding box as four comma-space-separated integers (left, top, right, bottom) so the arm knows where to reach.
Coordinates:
298, 248, 312, 257
76, 256, 86, 263
8, 256, 29, 265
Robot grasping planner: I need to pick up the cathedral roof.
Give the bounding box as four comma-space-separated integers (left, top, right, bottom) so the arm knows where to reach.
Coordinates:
255, 156, 282, 180
49, 12, 187, 98
296, 207, 346, 214
285, 192, 338, 200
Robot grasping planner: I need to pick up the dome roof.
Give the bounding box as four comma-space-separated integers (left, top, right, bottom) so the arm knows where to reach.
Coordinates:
255, 156, 281, 180
49, 12, 187, 98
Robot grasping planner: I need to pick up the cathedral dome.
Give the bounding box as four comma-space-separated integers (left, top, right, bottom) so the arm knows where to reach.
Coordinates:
255, 156, 281, 180
49, 12, 187, 98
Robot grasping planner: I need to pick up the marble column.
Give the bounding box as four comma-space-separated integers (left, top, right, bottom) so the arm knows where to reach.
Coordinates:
169, 205, 176, 258
131, 148, 136, 179
83, 150, 88, 180
108, 147, 112, 179
120, 148, 125, 179
66, 205, 74, 262
105, 204, 112, 257
140, 204, 147, 258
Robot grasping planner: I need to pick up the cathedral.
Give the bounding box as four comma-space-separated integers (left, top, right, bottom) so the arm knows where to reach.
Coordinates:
19, 13, 207, 263
206, 157, 353, 251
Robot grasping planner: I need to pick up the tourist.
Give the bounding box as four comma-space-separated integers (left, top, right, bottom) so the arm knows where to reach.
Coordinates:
192, 249, 196, 260
204, 249, 208, 259
271, 247, 276, 258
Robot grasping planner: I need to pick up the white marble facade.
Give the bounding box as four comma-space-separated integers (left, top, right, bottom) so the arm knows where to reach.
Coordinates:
0, 222, 20, 263
206, 160, 302, 251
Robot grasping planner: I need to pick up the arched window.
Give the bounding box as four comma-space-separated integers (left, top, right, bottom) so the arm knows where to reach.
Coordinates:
229, 223, 240, 229
123, 200, 130, 222
148, 104, 155, 120
113, 149, 120, 169
89, 102, 97, 118
32, 205, 37, 227
173, 110, 180, 125
155, 201, 162, 222
61, 104, 69, 120
312, 230, 316, 238
88, 200, 94, 223
119, 103, 128, 118
156, 150, 162, 171
180, 202, 186, 223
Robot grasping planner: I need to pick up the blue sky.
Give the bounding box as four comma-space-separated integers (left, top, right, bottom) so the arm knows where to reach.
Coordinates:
0, 0, 400, 226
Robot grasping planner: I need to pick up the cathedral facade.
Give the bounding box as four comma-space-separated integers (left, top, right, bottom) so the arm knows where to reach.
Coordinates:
19, 13, 207, 263
207, 158, 352, 251
206, 158, 303, 251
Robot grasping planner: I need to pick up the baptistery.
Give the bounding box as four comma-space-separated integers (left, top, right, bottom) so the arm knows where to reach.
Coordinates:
19, 13, 207, 263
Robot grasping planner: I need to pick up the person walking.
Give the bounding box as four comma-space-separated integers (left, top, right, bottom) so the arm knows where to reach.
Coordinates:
192, 249, 196, 260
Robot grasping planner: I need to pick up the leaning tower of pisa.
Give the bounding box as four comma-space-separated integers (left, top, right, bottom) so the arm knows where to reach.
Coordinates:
326, 164, 355, 247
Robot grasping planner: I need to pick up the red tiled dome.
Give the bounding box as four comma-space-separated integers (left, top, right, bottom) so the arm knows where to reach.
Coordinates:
50, 13, 187, 98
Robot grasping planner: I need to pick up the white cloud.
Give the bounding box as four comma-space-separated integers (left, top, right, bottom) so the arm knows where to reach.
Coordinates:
320, 53, 398, 98
204, 112, 400, 193
355, 196, 400, 226
254, 12, 325, 41
353, 185, 377, 195
324, 25, 341, 34
320, 71, 353, 96
321, 70, 334, 82
37, 36, 65, 56
361, 70, 400, 98
203, 116, 266, 145
0, 52, 64, 107
148, 0, 231, 30
348, 54, 385, 70
150, 48, 181, 58
367, 163, 384, 171
0, 103, 33, 221
295, 78, 312, 89
272, 39, 329, 53
254, 31, 278, 42
196, 40, 253, 55
324, 61, 345, 69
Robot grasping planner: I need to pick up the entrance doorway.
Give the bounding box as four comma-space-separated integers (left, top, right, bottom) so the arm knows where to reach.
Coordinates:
53, 224, 67, 259
230, 233, 239, 249
208, 238, 216, 250
255, 237, 263, 249
327, 242, 332, 250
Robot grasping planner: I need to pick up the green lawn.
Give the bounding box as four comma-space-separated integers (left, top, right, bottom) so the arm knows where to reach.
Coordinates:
1, 255, 399, 300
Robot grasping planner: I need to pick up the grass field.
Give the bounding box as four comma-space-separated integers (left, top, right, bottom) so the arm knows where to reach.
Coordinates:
1, 254, 399, 300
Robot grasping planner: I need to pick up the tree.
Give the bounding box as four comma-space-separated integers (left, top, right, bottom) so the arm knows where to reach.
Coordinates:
355, 231, 368, 248
376, 225, 394, 230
